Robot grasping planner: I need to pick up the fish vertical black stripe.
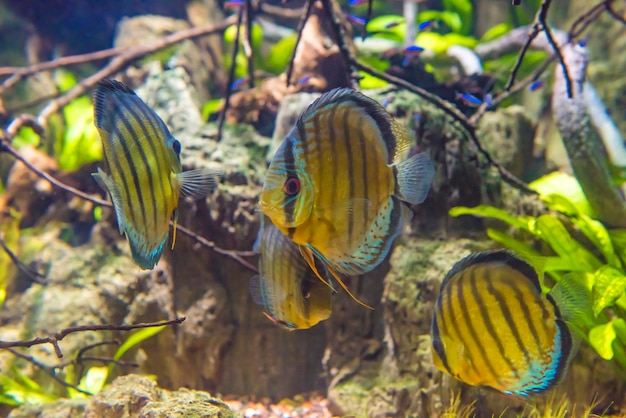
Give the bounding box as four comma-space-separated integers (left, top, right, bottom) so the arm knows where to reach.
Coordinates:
297, 114, 308, 165
509, 277, 544, 355
102, 137, 135, 225
444, 276, 483, 378
469, 269, 519, 377
357, 120, 369, 222
342, 106, 355, 244
456, 273, 500, 380
485, 270, 532, 365
120, 100, 162, 231
114, 110, 151, 232
282, 136, 297, 225
431, 314, 453, 376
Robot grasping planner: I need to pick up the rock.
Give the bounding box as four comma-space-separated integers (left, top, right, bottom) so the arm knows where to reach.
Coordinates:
8, 374, 237, 418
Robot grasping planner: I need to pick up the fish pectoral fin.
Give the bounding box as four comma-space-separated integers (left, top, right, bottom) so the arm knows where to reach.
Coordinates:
92, 168, 126, 234
393, 151, 435, 205
176, 167, 223, 200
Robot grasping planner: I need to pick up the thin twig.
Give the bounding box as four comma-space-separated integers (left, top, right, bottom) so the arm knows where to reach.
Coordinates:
569, 1, 611, 36
606, 2, 626, 24
353, 59, 537, 195
0, 317, 186, 356
0, 46, 126, 95
0, 233, 47, 285
20, 16, 237, 139
285, 0, 314, 87
320, 0, 360, 89
364, 0, 374, 40
216, 9, 245, 143
538, 0, 572, 98
6, 348, 94, 395
244, 0, 255, 89
504, 24, 541, 91
259, 2, 304, 18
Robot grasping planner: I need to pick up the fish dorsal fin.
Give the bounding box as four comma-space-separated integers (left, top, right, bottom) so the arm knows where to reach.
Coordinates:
176, 168, 223, 200
249, 274, 267, 306
442, 250, 541, 291
93, 79, 136, 131
393, 151, 435, 205
299, 88, 412, 164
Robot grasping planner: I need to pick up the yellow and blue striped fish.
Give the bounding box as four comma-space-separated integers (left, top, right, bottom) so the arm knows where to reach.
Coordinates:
431, 250, 582, 396
259, 88, 434, 307
92, 79, 220, 270
250, 216, 332, 330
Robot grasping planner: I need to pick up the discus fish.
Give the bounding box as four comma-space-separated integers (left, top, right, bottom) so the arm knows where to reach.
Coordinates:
431, 250, 584, 396
92, 79, 220, 269
260, 88, 435, 307
250, 216, 332, 330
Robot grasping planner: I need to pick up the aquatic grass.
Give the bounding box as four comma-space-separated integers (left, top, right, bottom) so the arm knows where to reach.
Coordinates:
450, 172, 626, 371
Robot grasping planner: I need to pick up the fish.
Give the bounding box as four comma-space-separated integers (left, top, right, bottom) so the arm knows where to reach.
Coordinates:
384, 21, 401, 29
92, 79, 221, 269
230, 76, 249, 90
259, 88, 435, 307
250, 216, 333, 330
348, 0, 368, 6
528, 79, 545, 92
402, 45, 424, 67
430, 250, 584, 396
224, 0, 243, 9
298, 75, 312, 85
347, 14, 366, 26
417, 20, 437, 30
455, 91, 482, 107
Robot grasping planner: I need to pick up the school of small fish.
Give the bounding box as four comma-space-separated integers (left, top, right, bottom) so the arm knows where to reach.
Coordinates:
92, 79, 584, 397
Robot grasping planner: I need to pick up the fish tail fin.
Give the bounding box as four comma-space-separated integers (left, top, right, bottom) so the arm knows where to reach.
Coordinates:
127, 228, 168, 270
176, 167, 223, 200
393, 151, 435, 205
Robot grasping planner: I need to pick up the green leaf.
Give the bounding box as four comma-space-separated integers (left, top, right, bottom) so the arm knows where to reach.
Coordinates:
609, 229, 626, 267
613, 318, 626, 346
265, 34, 297, 75
442, 0, 473, 34
12, 127, 40, 149
589, 322, 616, 360
417, 10, 462, 33
358, 71, 389, 89
449, 205, 532, 231
415, 32, 478, 55
366, 15, 405, 42
78, 366, 108, 395
480, 23, 512, 42
529, 172, 596, 217
54, 69, 78, 92
58, 96, 102, 171
592, 266, 626, 317
533, 215, 601, 272
202, 99, 224, 121
573, 214, 621, 268
107, 325, 166, 379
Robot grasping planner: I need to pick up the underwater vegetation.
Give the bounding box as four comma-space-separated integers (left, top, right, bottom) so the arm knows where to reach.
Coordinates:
0, 0, 626, 417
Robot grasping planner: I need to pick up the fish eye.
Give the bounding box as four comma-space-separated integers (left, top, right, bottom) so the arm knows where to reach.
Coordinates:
284, 176, 300, 196
172, 139, 181, 154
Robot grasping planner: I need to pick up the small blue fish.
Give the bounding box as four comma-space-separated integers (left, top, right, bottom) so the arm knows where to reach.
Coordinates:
417, 20, 436, 30
347, 14, 366, 26
402, 45, 424, 66
298, 75, 311, 85
455, 92, 482, 107
349, 0, 368, 7
578, 38, 588, 48
528, 80, 545, 92
230, 77, 249, 90
92, 80, 221, 269
224, 0, 243, 9
381, 95, 393, 108
484, 93, 494, 106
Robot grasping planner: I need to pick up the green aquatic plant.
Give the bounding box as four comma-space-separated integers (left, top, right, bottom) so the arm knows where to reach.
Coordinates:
450, 172, 626, 370
0, 209, 21, 310
11, 69, 101, 172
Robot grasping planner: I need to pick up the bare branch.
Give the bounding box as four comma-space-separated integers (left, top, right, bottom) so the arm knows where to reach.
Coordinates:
0, 317, 186, 356
538, 0, 572, 98
0, 233, 47, 285
286, 0, 315, 87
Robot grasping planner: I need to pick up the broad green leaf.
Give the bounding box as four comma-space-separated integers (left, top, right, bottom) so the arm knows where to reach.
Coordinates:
78, 366, 108, 395
480, 23, 512, 42
202, 99, 224, 121
592, 266, 626, 317
366, 15, 405, 42
609, 229, 626, 267
589, 322, 616, 360
613, 318, 626, 346
540, 194, 579, 217
265, 34, 297, 75
54, 68, 78, 92
415, 32, 478, 55
58, 96, 102, 171
533, 215, 601, 272
574, 215, 620, 268
450, 205, 532, 231
107, 325, 166, 378
529, 172, 595, 217
358, 71, 389, 89
12, 127, 40, 149
442, 0, 473, 34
